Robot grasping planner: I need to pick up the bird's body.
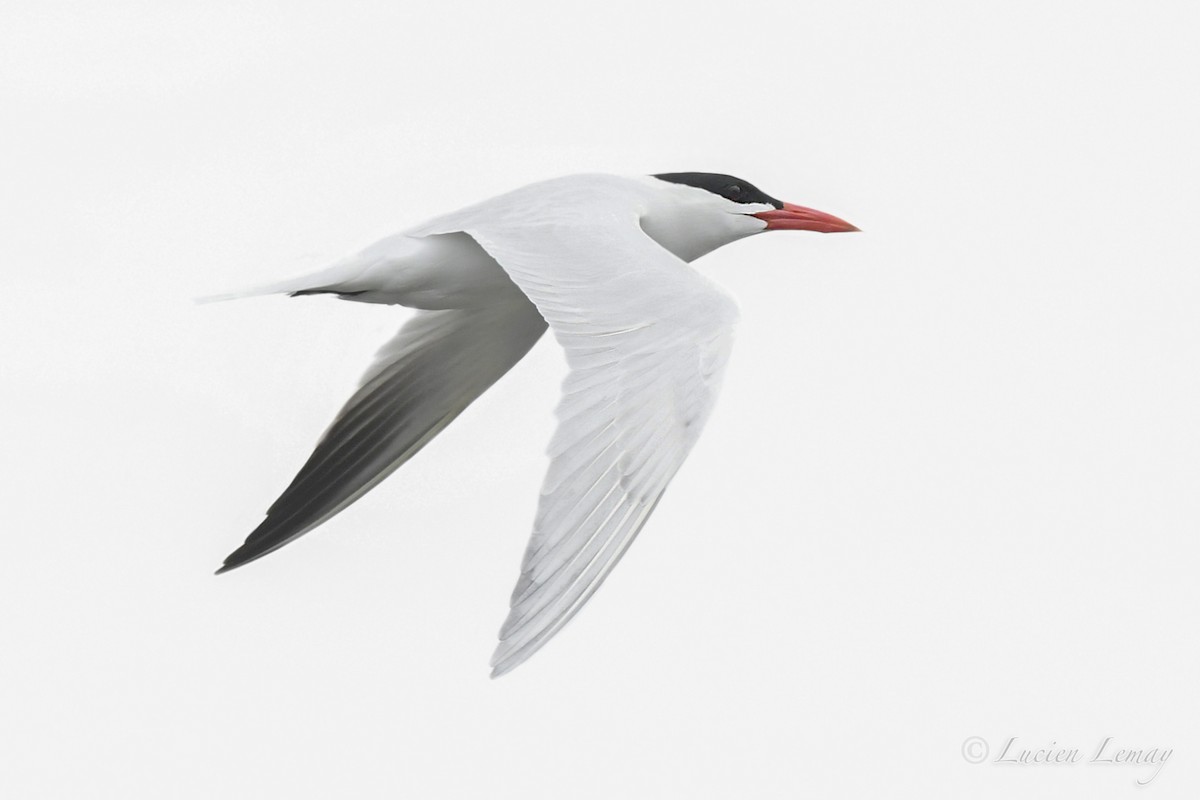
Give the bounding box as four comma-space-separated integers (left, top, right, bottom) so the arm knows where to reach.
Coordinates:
214, 172, 857, 676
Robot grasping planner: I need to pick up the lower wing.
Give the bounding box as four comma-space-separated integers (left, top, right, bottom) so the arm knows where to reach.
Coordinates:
218, 298, 547, 573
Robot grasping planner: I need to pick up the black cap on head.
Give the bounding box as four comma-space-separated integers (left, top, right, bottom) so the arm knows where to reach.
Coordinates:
652, 172, 783, 209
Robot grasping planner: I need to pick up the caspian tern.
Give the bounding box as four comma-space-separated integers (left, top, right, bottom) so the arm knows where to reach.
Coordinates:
213, 172, 857, 676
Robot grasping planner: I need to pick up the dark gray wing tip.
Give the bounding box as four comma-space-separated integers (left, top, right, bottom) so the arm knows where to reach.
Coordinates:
214, 536, 279, 575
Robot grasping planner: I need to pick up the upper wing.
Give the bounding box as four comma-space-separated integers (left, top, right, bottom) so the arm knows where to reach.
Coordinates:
425, 202, 739, 676
218, 298, 547, 573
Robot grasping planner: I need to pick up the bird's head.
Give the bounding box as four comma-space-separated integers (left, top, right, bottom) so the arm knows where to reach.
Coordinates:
641, 172, 858, 262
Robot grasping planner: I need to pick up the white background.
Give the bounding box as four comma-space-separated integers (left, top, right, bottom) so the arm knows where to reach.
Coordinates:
2, 1, 1197, 797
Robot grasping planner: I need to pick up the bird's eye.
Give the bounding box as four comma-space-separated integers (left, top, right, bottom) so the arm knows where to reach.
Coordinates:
726, 184, 742, 199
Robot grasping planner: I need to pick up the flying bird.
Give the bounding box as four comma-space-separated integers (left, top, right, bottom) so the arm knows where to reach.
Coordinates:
213, 172, 858, 676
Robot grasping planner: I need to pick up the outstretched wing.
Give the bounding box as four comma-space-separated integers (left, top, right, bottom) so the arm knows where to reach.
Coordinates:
440, 208, 739, 676
218, 298, 547, 573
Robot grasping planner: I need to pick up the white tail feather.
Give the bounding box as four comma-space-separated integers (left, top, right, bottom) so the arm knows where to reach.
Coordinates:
193, 257, 365, 304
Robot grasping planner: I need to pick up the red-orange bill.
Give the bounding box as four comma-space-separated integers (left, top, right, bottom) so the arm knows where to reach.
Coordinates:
753, 202, 859, 233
